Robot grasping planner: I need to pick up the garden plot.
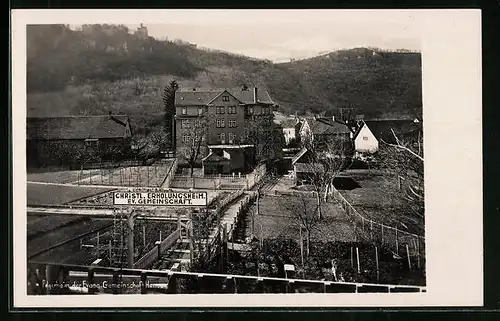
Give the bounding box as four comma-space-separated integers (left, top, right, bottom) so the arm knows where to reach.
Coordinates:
224, 239, 425, 286
337, 169, 424, 236
245, 195, 358, 243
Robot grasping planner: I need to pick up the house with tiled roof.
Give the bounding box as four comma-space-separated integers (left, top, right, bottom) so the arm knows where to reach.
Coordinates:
26, 114, 132, 167
298, 116, 353, 151
353, 119, 422, 154
174, 86, 281, 174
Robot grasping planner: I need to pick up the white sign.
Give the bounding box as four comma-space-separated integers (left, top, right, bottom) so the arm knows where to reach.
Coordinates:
113, 190, 207, 206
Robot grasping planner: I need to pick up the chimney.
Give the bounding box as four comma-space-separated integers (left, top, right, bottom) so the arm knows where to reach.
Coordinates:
253, 87, 258, 103
108, 111, 112, 118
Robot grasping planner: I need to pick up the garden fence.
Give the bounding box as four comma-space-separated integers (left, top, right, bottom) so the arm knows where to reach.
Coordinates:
329, 186, 425, 270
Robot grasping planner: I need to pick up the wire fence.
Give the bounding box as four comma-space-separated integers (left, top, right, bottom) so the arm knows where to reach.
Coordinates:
329, 186, 425, 271
76, 159, 177, 187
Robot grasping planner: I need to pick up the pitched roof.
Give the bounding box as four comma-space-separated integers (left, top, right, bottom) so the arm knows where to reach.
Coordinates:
304, 117, 351, 135
363, 119, 422, 144
294, 162, 325, 173
27, 115, 130, 140
175, 87, 275, 106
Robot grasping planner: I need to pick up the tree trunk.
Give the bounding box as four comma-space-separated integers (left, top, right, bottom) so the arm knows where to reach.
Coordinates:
306, 230, 310, 257
315, 191, 323, 219
323, 182, 330, 202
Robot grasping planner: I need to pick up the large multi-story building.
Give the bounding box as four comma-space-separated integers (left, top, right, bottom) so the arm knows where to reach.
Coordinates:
174, 86, 281, 174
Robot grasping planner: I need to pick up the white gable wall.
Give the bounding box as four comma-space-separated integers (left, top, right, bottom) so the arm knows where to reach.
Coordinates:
354, 123, 378, 153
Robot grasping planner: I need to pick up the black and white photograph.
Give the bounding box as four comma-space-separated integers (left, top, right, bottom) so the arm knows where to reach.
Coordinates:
12, 9, 482, 307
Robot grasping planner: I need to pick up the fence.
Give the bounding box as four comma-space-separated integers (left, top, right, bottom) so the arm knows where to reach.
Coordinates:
217, 186, 246, 212
133, 228, 181, 269
246, 164, 266, 190
27, 262, 426, 295
160, 158, 178, 188
76, 160, 177, 187
170, 164, 267, 191
261, 190, 317, 198
329, 186, 425, 270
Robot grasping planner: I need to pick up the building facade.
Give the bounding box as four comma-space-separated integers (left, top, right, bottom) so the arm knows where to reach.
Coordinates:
174, 86, 280, 174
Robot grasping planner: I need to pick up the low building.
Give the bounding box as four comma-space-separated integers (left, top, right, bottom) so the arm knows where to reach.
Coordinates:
26, 114, 132, 167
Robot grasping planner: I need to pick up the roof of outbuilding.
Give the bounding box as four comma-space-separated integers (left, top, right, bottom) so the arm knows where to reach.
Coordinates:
26, 115, 130, 140
294, 162, 325, 173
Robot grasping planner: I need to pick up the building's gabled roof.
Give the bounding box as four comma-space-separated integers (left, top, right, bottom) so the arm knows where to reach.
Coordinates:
227, 87, 275, 105
363, 119, 422, 144
303, 117, 351, 135
175, 87, 275, 106
26, 115, 130, 140
175, 89, 222, 106
294, 162, 325, 173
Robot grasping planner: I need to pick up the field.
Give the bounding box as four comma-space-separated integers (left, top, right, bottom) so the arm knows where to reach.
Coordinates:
27, 183, 115, 205
27, 170, 83, 184
243, 195, 357, 242
337, 169, 425, 236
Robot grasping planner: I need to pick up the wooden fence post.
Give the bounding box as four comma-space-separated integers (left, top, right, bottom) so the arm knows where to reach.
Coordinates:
416, 237, 421, 269
356, 247, 360, 274
406, 244, 412, 271
395, 228, 399, 254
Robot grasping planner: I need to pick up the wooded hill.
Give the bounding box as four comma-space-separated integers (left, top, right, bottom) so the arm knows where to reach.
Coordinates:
27, 24, 422, 135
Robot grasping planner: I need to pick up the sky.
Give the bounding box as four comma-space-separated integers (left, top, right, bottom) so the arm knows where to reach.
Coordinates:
71, 10, 422, 63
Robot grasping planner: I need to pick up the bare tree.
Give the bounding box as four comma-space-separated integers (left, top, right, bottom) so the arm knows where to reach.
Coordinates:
177, 115, 209, 177
245, 114, 284, 167
279, 197, 320, 258
301, 135, 354, 219
378, 128, 424, 222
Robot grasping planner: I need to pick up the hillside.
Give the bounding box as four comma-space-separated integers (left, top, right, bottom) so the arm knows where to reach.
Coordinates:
27, 24, 422, 135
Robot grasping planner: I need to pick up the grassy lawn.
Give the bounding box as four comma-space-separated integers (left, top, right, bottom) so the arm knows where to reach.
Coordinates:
27, 183, 115, 205
246, 195, 358, 243
337, 169, 424, 236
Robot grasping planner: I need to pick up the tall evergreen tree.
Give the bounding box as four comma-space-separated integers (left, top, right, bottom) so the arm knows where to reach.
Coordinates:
162, 80, 179, 149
